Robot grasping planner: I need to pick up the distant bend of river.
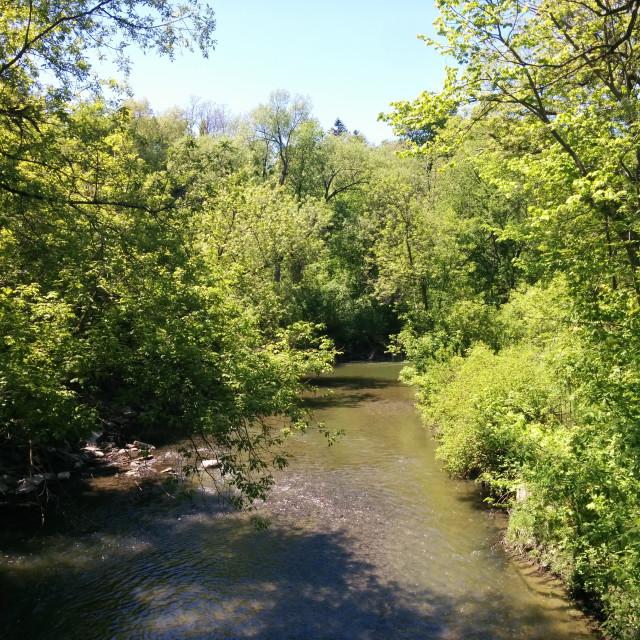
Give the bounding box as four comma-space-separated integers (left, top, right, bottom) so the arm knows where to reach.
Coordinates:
0, 362, 599, 639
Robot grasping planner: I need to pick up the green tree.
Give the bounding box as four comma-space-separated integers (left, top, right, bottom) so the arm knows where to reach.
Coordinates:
0, 3, 340, 511
385, 0, 640, 318
317, 134, 372, 203
385, 2, 640, 634
286, 130, 372, 203
249, 90, 314, 185
125, 99, 190, 170
0, 0, 216, 107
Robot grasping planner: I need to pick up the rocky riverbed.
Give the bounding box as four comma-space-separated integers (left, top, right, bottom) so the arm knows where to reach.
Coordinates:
0, 427, 222, 531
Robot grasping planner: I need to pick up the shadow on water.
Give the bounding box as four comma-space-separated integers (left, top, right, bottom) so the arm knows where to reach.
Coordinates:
309, 375, 399, 391
304, 391, 379, 410
0, 491, 583, 640
303, 373, 401, 410
0, 363, 600, 640
449, 485, 507, 514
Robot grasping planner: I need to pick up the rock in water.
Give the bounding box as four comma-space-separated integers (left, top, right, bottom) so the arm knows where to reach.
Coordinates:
132, 441, 155, 451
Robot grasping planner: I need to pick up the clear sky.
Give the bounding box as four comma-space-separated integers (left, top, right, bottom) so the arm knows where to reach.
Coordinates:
123, 0, 445, 143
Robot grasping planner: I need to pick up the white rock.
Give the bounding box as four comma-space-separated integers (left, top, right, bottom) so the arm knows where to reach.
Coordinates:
132, 440, 155, 451
201, 459, 221, 470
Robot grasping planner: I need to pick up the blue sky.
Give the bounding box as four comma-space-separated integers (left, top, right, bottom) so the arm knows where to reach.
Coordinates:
124, 0, 445, 143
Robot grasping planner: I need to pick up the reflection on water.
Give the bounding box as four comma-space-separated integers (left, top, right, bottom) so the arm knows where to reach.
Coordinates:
0, 363, 599, 639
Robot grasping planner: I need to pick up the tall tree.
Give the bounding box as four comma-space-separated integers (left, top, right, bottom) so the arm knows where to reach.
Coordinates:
1, 0, 216, 208
250, 90, 313, 185
0, 0, 216, 103
186, 97, 236, 137
385, 0, 640, 317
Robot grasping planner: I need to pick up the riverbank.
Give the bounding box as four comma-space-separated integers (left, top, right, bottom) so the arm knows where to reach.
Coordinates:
0, 430, 226, 537
2, 364, 602, 639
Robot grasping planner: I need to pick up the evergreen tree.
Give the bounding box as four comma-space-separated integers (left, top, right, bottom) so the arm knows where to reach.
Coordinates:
330, 118, 348, 136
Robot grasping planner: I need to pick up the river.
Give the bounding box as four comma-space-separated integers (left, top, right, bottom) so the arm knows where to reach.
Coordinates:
0, 362, 599, 639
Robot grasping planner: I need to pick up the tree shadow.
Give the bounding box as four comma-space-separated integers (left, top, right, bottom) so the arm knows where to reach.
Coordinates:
303, 373, 402, 410
310, 375, 399, 391
0, 489, 600, 640
304, 391, 379, 410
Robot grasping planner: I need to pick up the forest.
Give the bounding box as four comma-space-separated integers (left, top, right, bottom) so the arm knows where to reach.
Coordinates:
1, 1, 639, 638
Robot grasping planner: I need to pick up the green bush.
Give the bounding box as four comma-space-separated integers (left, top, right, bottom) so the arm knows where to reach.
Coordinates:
406, 278, 640, 637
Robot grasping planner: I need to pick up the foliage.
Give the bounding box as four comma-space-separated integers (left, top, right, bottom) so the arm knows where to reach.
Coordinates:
386, 2, 640, 635
0, 2, 342, 511
402, 278, 569, 481
0, 0, 216, 117
386, 0, 640, 324
248, 90, 314, 186
403, 279, 639, 637
0, 94, 336, 506
329, 118, 348, 136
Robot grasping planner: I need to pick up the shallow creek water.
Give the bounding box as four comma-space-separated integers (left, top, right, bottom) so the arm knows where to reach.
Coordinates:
1, 363, 599, 639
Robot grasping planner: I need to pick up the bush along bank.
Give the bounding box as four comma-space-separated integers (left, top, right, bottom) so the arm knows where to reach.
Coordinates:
399, 278, 640, 640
